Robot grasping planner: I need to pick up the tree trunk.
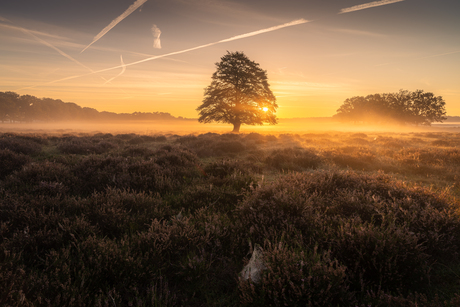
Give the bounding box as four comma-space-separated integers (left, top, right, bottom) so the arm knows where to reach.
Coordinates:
232, 122, 241, 133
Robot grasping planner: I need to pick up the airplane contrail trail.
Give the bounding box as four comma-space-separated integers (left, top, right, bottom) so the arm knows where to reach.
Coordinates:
81, 0, 148, 53
8, 22, 95, 72
104, 55, 126, 84
30, 18, 309, 88
339, 0, 405, 14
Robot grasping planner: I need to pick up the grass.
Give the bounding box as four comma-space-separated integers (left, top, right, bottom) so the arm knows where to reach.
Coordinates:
0, 131, 460, 306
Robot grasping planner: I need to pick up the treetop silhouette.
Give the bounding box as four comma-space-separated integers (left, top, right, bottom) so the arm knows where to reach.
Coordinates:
334, 89, 447, 126
197, 51, 278, 132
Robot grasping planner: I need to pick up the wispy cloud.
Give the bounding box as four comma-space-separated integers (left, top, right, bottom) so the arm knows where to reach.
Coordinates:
339, 0, 405, 14
333, 28, 387, 38
0, 23, 70, 41
0, 15, 11, 22
36, 18, 309, 87
104, 55, 126, 84
152, 24, 161, 49
10, 23, 94, 72
4, 20, 112, 87
81, 0, 148, 53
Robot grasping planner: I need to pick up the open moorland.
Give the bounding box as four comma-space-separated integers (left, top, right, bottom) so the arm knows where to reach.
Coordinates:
1, 129, 460, 306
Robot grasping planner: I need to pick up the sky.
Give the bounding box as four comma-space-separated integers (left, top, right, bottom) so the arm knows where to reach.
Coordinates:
1, 0, 459, 118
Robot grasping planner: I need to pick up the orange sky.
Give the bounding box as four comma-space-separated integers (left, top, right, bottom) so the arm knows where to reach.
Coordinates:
1, 0, 459, 118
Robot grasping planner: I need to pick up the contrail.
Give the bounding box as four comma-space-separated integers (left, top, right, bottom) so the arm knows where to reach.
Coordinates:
10, 23, 95, 72
81, 0, 148, 53
219, 19, 308, 43
104, 55, 126, 84
152, 24, 161, 49
32, 18, 309, 87
339, 0, 404, 14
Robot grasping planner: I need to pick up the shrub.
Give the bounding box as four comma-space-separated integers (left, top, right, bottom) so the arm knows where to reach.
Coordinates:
244, 133, 266, 144
329, 219, 430, 293
0, 135, 42, 155
212, 140, 246, 155
57, 137, 116, 155
265, 147, 322, 171
235, 170, 460, 296
239, 243, 350, 306
0, 149, 30, 179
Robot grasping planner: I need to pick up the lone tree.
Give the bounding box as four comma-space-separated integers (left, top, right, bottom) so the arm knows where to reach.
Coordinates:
197, 51, 278, 133
333, 89, 447, 126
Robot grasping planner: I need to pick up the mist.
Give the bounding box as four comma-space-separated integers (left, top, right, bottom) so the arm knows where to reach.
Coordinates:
0, 118, 457, 136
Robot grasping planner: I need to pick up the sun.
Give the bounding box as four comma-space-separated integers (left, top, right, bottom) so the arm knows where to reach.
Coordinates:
262, 107, 268, 112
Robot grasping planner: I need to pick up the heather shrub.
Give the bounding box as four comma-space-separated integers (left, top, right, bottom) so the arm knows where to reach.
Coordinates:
0, 149, 30, 179
212, 140, 246, 156
265, 147, 322, 171
235, 170, 460, 296
348, 137, 369, 145
351, 133, 368, 138
0, 135, 42, 155
2, 161, 75, 196
57, 137, 116, 155
329, 219, 430, 293
265, 135, 278, 142
244, 133, 267, 144
155, 135, 167, 142
115, 133, 137, 140
431, 139, 452, 147
174, 135, 214, 157
331, 154, 372, 170
83, 188, 170, 238
239, 243, 350, 306
167, 169, 255, 214
2, 132, 460, 306
127, 136, 147, 145
325, 146, 376, 170
121, 146, 155, 158
204, 159, 259, 178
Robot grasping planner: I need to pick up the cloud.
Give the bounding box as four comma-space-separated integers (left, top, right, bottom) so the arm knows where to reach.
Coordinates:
4, 20, 112, 87
152, 24, 161, 49
333, 28, 387, 38
81, 0, 148, 53
9, 23, 94, 72
339, 0, 405, 14
0, 15, 11, 23
104, 55, 126, 84
0, 23, 70, 40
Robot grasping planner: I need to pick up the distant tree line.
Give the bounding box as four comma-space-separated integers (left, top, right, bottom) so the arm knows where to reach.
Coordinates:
0, 91, 180, 123
333, 89, 447, 126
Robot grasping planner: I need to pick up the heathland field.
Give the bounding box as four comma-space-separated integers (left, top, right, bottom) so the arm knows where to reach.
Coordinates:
1, 130, 460, 306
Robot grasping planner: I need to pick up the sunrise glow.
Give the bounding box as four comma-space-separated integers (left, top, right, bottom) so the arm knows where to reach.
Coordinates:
0, 0, 459, 118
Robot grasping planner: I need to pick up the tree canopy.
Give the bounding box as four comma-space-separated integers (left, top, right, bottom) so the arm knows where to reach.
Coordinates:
333, 90, 447, 126
0, 91, 177, 123
197, 51, 278, 132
